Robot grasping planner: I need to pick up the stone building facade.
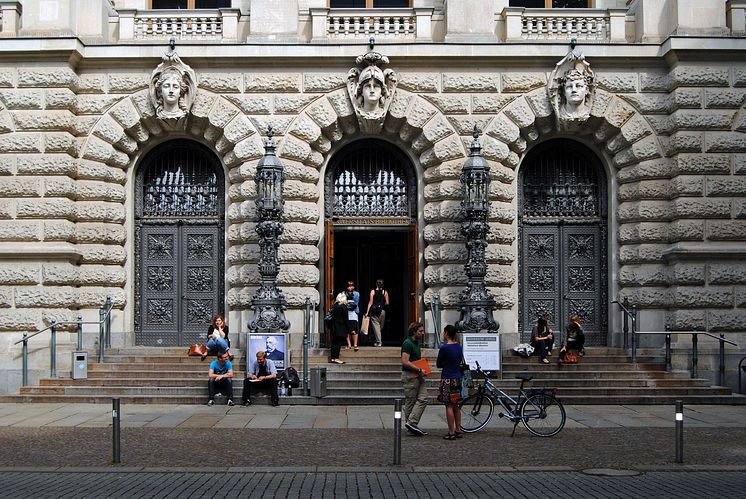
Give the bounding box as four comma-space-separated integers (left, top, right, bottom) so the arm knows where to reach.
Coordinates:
0, 0, 745, 393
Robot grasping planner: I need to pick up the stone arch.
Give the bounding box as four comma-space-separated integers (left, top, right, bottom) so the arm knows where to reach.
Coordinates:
273, 88, 481, 312
77, 90, 265, 316
485, 86, 672, 331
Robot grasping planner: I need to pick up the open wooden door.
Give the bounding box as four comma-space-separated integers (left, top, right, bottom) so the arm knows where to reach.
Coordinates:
407, 223, 419, 325
324, 221, 335, 313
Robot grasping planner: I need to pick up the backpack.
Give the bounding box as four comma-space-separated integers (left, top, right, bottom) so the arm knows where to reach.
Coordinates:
513, 343, 534, 358
284, 366, 300, 388
560, 351, 579, 364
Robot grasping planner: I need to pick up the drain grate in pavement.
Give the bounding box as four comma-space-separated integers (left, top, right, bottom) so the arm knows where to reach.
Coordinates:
582, 468, 641, 477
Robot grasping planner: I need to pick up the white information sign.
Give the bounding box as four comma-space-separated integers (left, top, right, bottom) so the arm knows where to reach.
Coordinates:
462, 333, 501, 372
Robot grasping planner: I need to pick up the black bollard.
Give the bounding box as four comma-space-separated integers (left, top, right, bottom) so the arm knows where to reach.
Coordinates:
394, 398, 402, 465
112, 398, 121, 464
675, 400, 683, 463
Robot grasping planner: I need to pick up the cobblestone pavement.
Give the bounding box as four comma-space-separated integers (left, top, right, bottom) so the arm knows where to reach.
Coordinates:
0, 470, 743, 499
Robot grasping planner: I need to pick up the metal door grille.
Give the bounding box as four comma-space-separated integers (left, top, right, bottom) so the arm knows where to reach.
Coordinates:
325, 141, 416, 222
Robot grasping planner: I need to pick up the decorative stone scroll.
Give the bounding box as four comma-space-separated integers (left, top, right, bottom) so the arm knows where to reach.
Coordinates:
548, 48, 595, 131
149, 39, 197, 128
346, 40, 398, 134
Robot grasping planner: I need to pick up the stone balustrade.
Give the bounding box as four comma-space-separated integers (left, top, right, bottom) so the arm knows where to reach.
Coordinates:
0, 1, 21, 37
502, 7, 627, 42
727, 0, 746, 33
117, 8, 240, 42
311, 8, 433, 42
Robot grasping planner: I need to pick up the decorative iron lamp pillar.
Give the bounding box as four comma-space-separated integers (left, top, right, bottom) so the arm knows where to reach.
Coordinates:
248, 127, 291, 332
455, 126, 499, 332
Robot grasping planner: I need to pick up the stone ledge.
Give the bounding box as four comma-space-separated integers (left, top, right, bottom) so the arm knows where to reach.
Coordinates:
0, 242, 82, 262
662, 242, 746, 261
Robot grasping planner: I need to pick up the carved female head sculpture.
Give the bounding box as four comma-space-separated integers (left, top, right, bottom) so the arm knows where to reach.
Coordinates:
156, 68, 187, 117
356, 65, 388, 113
559, 69, 592, 117
149, 50, 197, 124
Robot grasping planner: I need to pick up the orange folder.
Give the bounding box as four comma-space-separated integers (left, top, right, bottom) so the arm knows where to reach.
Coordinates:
411, 358, 432, 377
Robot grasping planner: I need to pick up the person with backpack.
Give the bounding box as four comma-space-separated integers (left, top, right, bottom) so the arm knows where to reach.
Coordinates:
365, 278, 389, 347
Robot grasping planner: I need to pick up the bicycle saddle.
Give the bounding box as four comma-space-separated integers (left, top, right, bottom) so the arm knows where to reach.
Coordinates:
515, 374, 533, 381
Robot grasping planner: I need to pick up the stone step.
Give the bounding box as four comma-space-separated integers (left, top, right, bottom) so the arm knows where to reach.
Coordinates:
2, 392, 744, 406
322, 386, 733, 397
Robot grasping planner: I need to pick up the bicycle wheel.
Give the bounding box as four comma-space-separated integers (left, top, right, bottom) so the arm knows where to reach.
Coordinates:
458, 393, 494, 433
520, 393, 566, 437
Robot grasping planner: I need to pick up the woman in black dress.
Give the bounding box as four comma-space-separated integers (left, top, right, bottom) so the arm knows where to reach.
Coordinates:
330, 293, 349, 364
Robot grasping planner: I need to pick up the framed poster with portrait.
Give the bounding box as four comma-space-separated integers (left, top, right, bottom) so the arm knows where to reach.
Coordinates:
246, 332, 287, 371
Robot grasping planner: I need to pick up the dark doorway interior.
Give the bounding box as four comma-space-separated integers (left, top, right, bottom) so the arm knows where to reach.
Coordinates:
333, 228, 409, 346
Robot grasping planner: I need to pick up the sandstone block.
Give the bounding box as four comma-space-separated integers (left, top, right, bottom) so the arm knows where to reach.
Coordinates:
424, 243, 466, 263
279, 136, 312, 164
283, 180, 318, 202
672, 198, 731, 219
736, 155, 746, 175
422, 115, 453, 144
397, 73, 440, 93
707, 310, 746, 332
673, 154, 730, 175
273, 94, 319, 114
13, 111, 74, 132
620, 94, 670, 114
670, 220, 705, 241
0, 134, 42, 153
617, 287, 672, 307
107, 74, 149, 93
705, 89, 746, 109
619, 222, 669, 244
668, 132, 702, 154
0, 199, 14, 219
596, 73, 637, 93
672, 264, 706, 284
79, 245, 127, 264
707, 177, 746, 196
77, 265, 126, 286
486, 114, 520, 145
41, 263, 78, 284
486, 264, 516, 286
230, 137, 264, 163
707, 221, 746, 240
705, 132, 746, 152
671, 67, 730, 88
74, 95, 122, 115
0, 310, 38, 331
76, 160, 127, 184
303, 73, 346, 92
589, 89, 613, 118
223, 95, 271, 115
708, 263, 746, 284
0, 264, 40, 285
0, 90, 43, 110
619, 244, 667, 264
248, 116, 294, 138
504, 98, 535, 129
421, 94, 469, 114
14, 286, 78, 308
0, 70, 13, 87
222, 115, 255, 145
618, 180, 670, 201
44, 89, 75, 111
472, 94, 516, 114
424, 264, 468, 286
198, 73, 242, 93
423, 222, 462, 244
74, 223, 126, 244
736, 199, 746, 219
16, 199, 75, 219
443, 73, 498, 92
289, 116, 322, 144
305, 98, 339, 129
245, 74, 300, 92
280, 222, 319, 245
0, 177, 40, 197
501, 73, 546, 93
43, 220, 75, 241
667, 310, 707, 330
604, 98, 636, 128
672, 110, 735, 131
431, 136, 465, 163
670, 176, 705, 197
0, 288, 12, 308
18, 68, 77, 88
618, 200, 672, 222
618, 264, 668, 286
76, 202, 126, 223
524, 92, 552, 119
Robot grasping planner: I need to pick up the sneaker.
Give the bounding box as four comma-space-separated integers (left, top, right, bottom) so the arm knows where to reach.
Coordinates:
207, 400, 214, 406
271, 400, 279, 407
227, 400, 235, 407
242, 400, 251, 406
405, 422, 426, 436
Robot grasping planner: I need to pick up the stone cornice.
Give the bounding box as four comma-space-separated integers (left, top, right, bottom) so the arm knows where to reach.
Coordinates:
662, 242, 746, 262
0, 243, 82, 262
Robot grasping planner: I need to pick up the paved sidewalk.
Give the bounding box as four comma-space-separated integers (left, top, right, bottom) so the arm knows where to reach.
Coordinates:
0, 470, 744, 499
1, 402, 744, 429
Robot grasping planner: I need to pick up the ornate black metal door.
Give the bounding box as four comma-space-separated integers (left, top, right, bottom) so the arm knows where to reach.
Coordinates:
519, 140, 607, 345
135, 141, 224, 347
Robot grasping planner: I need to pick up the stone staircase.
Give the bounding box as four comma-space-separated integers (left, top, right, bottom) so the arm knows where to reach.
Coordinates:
1, 346, 744, 405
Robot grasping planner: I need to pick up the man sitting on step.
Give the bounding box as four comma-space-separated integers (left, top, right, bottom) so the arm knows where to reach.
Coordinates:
242, 350, 279, 407
207, 350, 235, 407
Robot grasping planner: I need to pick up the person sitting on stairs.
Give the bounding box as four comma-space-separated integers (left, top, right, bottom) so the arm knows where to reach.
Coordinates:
242, 351, 279, 407
207, 350, 234, 407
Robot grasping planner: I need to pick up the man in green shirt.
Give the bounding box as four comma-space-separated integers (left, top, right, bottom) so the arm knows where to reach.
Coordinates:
401, 322, 428, 436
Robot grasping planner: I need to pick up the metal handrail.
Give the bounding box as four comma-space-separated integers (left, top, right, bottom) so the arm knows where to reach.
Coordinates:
739, 357, 746, 394
15, 297, 114, 387
612, 298, 637, 354
426, 293, 441, 349
634, 329, 738, 385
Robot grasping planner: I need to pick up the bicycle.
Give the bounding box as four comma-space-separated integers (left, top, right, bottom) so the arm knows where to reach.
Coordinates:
458, 361, 566, 437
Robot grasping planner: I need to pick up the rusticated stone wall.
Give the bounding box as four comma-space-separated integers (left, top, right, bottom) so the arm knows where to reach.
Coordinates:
0, 60, 745, 392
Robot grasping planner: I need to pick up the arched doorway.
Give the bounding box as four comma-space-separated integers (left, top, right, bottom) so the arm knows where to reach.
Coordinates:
518, 139, 608, 345
324, 140, 418, 345
134, 140, 225, 346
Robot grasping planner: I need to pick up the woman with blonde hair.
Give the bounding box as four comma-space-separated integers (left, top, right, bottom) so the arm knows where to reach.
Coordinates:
330, 292, 349, 364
